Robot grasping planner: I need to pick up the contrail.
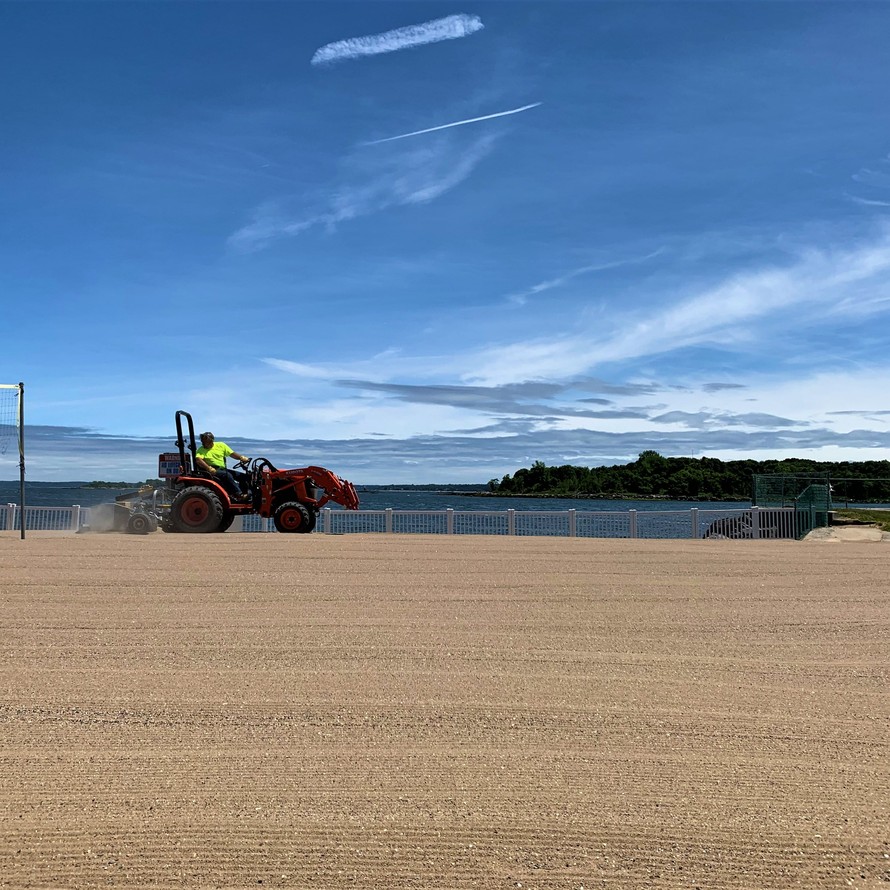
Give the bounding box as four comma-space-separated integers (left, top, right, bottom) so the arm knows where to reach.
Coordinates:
364, 102, 543, 145
312, 14, 484, 66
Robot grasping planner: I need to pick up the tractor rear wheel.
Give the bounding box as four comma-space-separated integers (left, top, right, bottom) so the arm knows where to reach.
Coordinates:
273, 501, 315, 533
171, 486, 225, 533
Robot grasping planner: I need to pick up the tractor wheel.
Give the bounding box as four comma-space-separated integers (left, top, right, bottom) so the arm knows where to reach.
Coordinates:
273, 501, 315, 534
215, 513, 235, 533
171, 486, 225, 533
127, 513, 157, 535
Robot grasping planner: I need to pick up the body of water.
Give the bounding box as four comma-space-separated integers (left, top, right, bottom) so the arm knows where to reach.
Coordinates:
0, 480, 750, 512
345, 491, 754, 512
3, 481, 886, 512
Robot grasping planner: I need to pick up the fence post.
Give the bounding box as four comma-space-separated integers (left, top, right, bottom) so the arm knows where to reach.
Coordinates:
629, 509, 638, 539
507, 508, 516, 536
690, 507, 699, 539
751, 506, 761, 540
385, 508, 393, 533
323, 507, 332, 535
446, 508, 454, 534
5, 504, 14, 532
568, 509, 576, 538
71, 505, 81, 532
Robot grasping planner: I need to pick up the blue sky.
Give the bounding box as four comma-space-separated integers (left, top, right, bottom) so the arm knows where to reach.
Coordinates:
4, 1, 890, 482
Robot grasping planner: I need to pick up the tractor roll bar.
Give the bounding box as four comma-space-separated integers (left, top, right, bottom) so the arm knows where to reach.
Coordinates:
175, 410, 197, 472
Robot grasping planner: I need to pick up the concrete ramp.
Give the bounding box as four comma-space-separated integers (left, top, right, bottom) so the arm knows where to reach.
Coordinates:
804, 525, 887, 542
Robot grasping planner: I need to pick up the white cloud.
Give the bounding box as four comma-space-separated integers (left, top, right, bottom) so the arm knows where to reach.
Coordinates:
311, 14, 484, 66
229, 135, 497, 251
264, 351, 460, 388
506, 248, 665, 306
852, 168, 890, 189
710, 369, 890, 432
846, 193, 890, 208
262, 358, 340, 380
467, 228, 890, 385
400, 135, 496, 203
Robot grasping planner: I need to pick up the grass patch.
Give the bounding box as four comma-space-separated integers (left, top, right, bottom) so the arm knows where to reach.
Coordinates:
834, 509, 890, 532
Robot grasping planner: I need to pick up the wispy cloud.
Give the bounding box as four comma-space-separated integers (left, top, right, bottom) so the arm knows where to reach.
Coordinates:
574, 378, 665, 397
311, 14, 484, 66
333, 379, 634, 419
852, 167, 890, 189
507, 248, 665, 306
465, 227, 890, 386
702, 382, 747, 392
651, 410, 804, 429
263, 359, 341, 380
364, 103, 542, 146
229, 135, 497, 251
846, 193, 890, 208
846, 151, 890, 206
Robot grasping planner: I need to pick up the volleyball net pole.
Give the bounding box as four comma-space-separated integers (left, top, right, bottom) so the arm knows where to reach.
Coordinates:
0, 383, 25, 539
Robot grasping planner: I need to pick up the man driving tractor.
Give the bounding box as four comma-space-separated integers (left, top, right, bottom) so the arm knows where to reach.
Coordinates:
195, 432, 251, 502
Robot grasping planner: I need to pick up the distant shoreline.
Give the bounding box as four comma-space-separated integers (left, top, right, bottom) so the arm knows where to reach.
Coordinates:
442, 490, 748, 502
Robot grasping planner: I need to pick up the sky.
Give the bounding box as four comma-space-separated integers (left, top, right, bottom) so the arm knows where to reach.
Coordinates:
3, 0, 890, 483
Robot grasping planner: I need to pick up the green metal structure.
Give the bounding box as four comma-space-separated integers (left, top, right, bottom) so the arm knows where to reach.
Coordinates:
753, 475, 831, 539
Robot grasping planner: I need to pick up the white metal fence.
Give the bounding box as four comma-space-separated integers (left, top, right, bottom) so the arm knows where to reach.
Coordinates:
2, 503, 83, 532
317, 506, 799, 539
0, 503, 801, 539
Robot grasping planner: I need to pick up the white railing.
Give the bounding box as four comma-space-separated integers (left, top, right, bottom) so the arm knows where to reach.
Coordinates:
5, 504, 799, 539
2, 503, 82, 532
317, 506, 798, 540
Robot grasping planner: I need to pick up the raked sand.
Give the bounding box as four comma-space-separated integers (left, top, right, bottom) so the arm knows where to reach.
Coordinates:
0, 532, 887, 888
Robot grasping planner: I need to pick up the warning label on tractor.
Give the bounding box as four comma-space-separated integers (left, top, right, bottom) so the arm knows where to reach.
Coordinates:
158, 453, 184, 478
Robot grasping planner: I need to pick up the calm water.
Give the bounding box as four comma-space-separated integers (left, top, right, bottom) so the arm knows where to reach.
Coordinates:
0, 481, 753, 512
4, 481, 886, 512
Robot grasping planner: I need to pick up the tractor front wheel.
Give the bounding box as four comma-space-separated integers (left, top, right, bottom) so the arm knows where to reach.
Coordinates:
273, 501, 315, 534
171, 486, 225, 533
215, 513, 235, 533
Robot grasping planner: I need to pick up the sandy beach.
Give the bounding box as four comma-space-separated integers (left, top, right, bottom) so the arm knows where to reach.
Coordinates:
0, 532, 887, 888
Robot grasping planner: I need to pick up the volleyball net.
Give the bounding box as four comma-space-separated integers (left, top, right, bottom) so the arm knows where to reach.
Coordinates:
0, 383, 23, 458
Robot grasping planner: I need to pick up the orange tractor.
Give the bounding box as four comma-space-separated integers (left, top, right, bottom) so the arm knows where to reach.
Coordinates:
156, 410, 359, 533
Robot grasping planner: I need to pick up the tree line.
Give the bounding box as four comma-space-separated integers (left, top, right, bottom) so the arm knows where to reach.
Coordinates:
84, 479, 163, 489
487, 451, 890, 502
